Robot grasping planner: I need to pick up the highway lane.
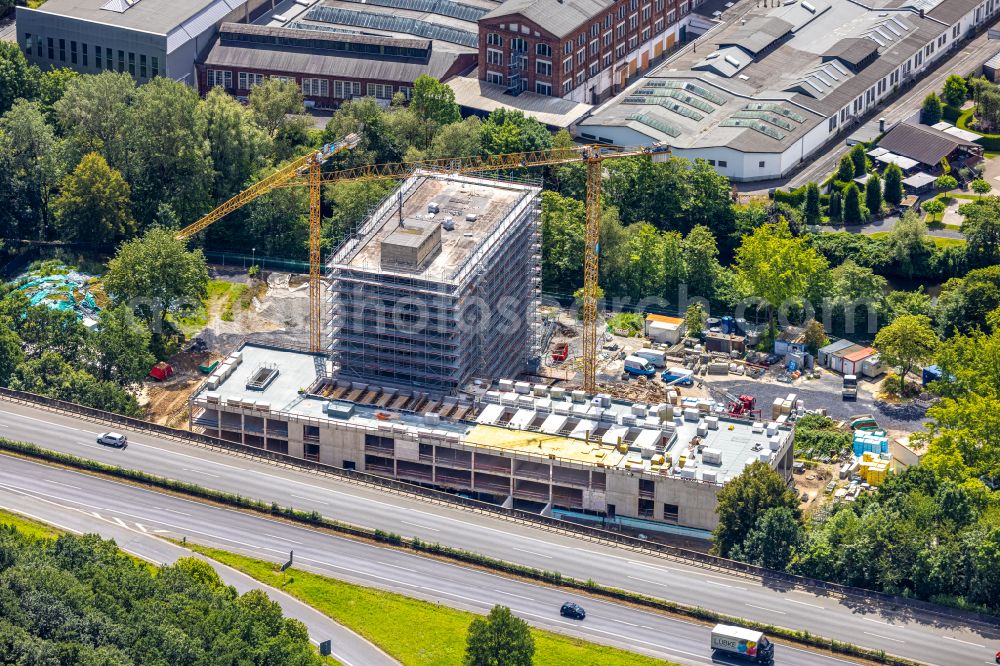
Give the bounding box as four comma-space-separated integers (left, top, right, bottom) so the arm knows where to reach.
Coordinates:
1, 400, 997, 665
0, 454, 878, 666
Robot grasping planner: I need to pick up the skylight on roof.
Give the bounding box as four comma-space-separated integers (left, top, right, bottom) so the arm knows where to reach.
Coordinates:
828, 59, 849, 75
101, 0, 142, 12
868, 33, 885, 47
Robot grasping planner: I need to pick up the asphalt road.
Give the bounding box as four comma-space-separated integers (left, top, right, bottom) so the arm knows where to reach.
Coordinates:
0, 399, 996, 665
0, 454, 885, 666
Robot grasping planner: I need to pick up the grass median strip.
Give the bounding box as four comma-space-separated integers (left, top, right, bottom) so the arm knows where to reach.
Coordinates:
188, 543, 678, 666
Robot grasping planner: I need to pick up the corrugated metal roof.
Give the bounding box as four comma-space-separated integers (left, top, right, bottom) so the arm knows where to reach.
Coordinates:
201, 40, 464, 80
219, 21, 431, 49
878, 122, 982, 167
844, 347, 876, 363
646, 314, 684, 325
168, 0, 234, 53
717, 16, 792, 55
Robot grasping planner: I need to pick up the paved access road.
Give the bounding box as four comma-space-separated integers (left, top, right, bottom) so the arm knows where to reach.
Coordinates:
0, 399, 996, 665
0, 454, 883, 666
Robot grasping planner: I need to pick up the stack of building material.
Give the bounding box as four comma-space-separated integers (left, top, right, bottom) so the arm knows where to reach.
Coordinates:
859, 451, 890, 486
853, 430, 889, 458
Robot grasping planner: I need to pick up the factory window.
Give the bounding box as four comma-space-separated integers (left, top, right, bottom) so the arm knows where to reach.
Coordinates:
486, 71, 503, 85
616, 44, 626, 58
618, 5, 626, 19
668, 8, 676, 22
486, 33, 502, 47
95, 45, 102, 69
82, 43, 87, 67
590, 39, 598, 56
37, 36, 42, 58
642, 4, 650, 20
638, 498, 654, 518
510, 37, 527, 52
303, 78, 329, 97
591, 23, 599, 37
128, 52, 135, 76
642, 26, 650, 41
536, 59, 551, 76
70, 40, 77, 64
22, 33, 31, 56
59, 38, 65, 61
655, 18, 664, 32
576, 48, 584, 65
364, 434, 395, 453
367, 83, 393, 99
630, 0, 638, 10
487, 48, 503, 66
342, 460, 356, 471
628, 13, 637, 29
655, 0, 663, 11
138, 54, 146, 78
718, 160, 727, 168
207, 69, 233, 90
605, 13, 612, 28
758, 160, 765, 168
304, 443, 320, 462
575, 71, 585, 85
628, 35, 638, 50
562, 78, 572, 94
590, 61, 599, 76
151, 56, 158, 77
603, 52, 612, 67
578, 33, 585, 46
334, 80, 361, 98
398, 86, 412, 100
117, 50, 124, 72
563, 56, 572, 73
663, 503, 679, 523
536, 43, 551, 57
828, 116, 837, 131
564, 40, 572, 54
706, 159, 715, 165
952, 24, 960, 38
535, 81, 551, 95
617, 22, 625, 39
680, 0, 689, 14
604, 30, 612, 46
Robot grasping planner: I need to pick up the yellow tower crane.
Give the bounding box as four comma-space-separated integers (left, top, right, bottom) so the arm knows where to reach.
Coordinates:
174, 137, 668, 392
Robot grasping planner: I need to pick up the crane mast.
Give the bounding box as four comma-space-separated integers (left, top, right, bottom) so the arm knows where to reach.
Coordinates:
175, 135, 668, 390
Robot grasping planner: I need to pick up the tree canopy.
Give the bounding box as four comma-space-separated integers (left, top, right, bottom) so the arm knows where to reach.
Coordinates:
464, 605, 534, 666
873, 314, 939, 390
713, 461, 800, 559
0, 527, 322, 665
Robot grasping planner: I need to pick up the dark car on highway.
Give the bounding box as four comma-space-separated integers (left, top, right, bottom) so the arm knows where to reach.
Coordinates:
560, 602, 585, 620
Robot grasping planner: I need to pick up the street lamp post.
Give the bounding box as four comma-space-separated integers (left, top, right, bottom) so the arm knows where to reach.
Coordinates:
251, 247, 256, 272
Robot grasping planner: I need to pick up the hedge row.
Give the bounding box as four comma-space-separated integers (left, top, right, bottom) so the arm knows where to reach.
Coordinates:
956, 108, 1000, 151
0, 437, 923, 666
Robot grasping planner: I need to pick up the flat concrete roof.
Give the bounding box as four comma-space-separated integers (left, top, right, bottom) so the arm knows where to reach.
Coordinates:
21, 0, 225, 34
339, 174, 534, 282
194, 344, 793, 482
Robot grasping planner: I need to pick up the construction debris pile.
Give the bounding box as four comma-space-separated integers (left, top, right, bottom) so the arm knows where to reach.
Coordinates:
12, 269, 104, 328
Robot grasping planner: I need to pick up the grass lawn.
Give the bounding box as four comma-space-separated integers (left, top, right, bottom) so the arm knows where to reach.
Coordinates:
0, 507, 64, 539
173, 279, 244, 336
191, 544, 680, 666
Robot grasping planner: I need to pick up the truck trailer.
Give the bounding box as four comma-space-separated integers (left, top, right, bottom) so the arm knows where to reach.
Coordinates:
710, 624, 774, 664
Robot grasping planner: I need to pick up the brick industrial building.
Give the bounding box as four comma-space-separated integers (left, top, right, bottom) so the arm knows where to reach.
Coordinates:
477, 0, 695, 104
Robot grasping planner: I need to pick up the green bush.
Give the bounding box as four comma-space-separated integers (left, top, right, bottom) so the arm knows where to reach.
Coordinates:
956, 108, 1000, 151
774, 186, 807, 207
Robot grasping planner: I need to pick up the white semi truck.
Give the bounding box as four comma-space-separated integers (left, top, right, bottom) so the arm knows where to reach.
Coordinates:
710, 624, 774, 664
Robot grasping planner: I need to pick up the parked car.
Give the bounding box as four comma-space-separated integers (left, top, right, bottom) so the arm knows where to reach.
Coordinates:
560, 602, 585, 620
96, 432, 128, 448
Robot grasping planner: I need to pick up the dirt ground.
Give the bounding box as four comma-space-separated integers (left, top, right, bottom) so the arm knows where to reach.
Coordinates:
791, 463, 838, 514
141, 271, 310, 426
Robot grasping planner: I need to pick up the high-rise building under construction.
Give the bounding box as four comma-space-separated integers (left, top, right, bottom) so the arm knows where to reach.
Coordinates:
327, 173, 542, 393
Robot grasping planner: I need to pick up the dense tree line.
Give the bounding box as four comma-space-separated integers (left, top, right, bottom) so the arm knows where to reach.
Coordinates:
0, 526, 322, 665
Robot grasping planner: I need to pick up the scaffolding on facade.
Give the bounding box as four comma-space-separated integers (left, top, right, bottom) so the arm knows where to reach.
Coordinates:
326, 171, 542, 394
